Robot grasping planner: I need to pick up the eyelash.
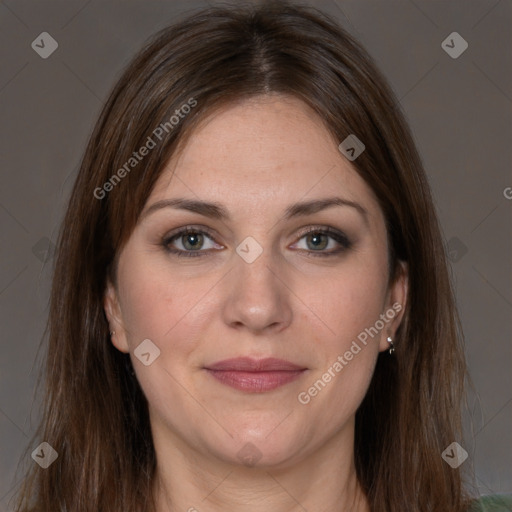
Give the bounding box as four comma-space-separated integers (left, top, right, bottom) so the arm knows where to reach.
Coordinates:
161, 225, 352, 259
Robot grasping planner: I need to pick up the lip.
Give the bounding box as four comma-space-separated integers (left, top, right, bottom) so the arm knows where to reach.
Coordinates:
206, 357, 305, 372
204, 357, 307, 393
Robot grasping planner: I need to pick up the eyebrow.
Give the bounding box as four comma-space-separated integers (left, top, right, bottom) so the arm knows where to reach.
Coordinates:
140, 196, 369, 225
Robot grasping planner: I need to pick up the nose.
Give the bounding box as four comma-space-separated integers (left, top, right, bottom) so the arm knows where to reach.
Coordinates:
220, 243, 293, 335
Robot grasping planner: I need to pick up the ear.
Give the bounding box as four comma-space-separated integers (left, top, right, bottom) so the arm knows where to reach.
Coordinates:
378, 260, 408, 353
104, 279, 130, 353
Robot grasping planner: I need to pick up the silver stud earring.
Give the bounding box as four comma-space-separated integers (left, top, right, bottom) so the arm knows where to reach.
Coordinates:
387, 336, 395, 355
110, 330, 116, 336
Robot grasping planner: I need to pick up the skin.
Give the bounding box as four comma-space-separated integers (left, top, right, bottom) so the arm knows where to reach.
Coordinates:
104, 94, 408, 512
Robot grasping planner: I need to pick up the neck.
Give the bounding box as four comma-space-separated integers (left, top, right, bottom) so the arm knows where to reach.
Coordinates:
151, 415, 370, 512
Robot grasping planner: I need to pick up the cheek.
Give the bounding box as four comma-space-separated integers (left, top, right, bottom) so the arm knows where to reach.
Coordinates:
297, 251, 388, 404
117, 250, 214, 355
117, 267, 171, 341
116, 255, 211, 404
296, 266, 386, 423
310, 258, 388, 345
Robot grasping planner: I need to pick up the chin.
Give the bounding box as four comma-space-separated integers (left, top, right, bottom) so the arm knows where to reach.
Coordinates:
203, 426, 311, 470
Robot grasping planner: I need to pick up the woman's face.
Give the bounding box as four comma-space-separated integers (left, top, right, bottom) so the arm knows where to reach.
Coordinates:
105, 94, 407, 469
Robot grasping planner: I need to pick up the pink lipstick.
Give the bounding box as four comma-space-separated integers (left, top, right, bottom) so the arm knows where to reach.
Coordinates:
204, 357, 307, 393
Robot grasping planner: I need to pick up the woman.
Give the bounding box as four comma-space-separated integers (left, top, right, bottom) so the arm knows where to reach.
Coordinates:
12, 1, 511, 511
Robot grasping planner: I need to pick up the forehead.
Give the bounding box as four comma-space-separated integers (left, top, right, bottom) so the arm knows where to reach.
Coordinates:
148, 94, 382, 223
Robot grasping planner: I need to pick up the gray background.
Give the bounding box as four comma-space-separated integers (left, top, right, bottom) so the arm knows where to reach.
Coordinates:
0, 0, 511, 509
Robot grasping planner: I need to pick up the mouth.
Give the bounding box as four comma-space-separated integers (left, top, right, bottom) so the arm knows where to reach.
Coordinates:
204, 357, 308, 393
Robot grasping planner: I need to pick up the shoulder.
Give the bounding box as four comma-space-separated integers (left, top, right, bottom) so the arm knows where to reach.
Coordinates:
467, 494, 512, 511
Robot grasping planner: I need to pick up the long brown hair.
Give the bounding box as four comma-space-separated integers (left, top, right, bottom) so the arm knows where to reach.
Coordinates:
13, 1, 475, 510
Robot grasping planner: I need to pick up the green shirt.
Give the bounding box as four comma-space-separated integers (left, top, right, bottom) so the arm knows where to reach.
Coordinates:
468, 494, 512, 511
